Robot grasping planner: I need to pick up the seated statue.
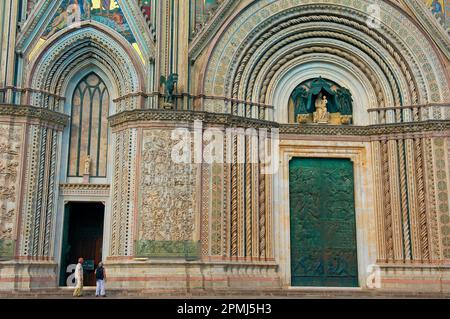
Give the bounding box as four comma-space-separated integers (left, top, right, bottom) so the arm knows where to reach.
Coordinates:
313, 94, 330, 124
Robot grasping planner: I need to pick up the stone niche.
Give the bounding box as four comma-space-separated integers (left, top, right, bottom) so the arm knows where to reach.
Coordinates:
290, 77, 353, 125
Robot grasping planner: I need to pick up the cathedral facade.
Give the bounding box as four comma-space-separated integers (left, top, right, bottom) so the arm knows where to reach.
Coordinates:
0, 0, 450, 293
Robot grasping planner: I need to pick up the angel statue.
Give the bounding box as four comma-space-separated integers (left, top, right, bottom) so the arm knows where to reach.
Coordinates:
160, 73, 179, 104
291, 86, 309, 114
336, 87, 353, 115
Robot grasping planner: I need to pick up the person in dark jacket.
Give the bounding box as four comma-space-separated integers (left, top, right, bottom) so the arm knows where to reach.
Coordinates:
95, 262, 107, 297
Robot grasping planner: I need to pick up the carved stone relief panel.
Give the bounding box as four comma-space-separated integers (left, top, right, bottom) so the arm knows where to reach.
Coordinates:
0, 124, 23, 257
137, 129, 198, 257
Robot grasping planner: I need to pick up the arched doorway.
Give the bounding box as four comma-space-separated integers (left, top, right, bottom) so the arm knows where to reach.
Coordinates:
58, 72, 111, 286
59, 202, 105, 287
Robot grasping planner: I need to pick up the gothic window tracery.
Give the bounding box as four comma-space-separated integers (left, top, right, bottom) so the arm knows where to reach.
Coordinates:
67, 73, 109, 178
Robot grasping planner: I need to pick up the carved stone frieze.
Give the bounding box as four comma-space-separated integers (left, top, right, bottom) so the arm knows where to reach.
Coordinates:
59, 183, 111, 197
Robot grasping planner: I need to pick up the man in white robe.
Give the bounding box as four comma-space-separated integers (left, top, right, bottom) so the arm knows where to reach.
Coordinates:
73, 257, 84, 297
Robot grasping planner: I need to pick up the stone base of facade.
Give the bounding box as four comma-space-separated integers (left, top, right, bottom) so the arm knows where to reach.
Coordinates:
104, 259, 282, 291
2, 260, 450, 295
374, 264, 450, 293
0, 259, 58, 291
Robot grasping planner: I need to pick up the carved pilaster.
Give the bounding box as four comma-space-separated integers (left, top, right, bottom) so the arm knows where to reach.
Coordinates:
405, 138, 421, 260
245, 136, 252, 257
397, 139, 411, 260
201, 161, 210, 257
19, 124, 59, 258
424, 138, 441, 260
434, 138, 450, 259
237, 134, 245, 258
388, 139, 404, 261
381, 140, 394, 260
415, 138, 429, 260
136, 129, 197, 258
230, 134, 238, 257
110, 128, 137, 256
372, 140, 387, 261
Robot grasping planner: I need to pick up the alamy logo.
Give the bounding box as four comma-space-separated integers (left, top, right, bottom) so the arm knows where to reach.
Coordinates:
67, 4, 82, 29
366, 4, 381, 29
366, 264, 382, 289
170, 120, 280, 174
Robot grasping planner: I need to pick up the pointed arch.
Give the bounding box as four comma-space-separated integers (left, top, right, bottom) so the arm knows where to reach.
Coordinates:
199, 0, 450, 123
25, 22, 145, 112
17, 0, 155, 60
65, 72, 110, 178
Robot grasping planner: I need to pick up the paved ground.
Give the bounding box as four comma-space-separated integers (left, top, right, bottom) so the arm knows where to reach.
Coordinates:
0, 287, 449, 299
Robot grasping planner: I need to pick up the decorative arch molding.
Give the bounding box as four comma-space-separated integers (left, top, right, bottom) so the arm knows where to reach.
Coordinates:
404, 0, 450, 58
60, 61, 119, 116
16, 0, 156, 59
25, 23, 145, 112
239, 23, 417, 105
267, 55, 379, 126
201, 0, 450, 122
189, 0, 241, 58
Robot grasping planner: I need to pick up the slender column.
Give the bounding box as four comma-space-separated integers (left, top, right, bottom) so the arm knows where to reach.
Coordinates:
1, 0, 19, 102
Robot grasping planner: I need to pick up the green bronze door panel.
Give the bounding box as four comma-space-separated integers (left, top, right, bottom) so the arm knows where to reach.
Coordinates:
289, 157, 358, 287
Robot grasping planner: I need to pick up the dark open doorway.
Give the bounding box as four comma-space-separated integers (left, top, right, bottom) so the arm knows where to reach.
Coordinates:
59, 202, 105, 287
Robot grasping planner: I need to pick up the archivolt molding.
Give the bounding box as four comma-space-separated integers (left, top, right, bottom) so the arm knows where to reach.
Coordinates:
225, 7, 419, 102
202, 0, 450, 120
57, 59, 120, 110
404, 0, 450, 58
17, 0, 155, 60
48, 48, 123, 102
255, 44, 392, 106
26, 24, 144, 112
239, 27, 410, 106
263, 53, 383, 125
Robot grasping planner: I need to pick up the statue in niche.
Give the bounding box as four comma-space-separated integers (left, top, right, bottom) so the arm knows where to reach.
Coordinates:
313, 94, 330, 124
160, 73, 179, 107
336, 87, 353, 115
84, 155, 91, 176
291, 86, 309, 114
292, 77, 353, 125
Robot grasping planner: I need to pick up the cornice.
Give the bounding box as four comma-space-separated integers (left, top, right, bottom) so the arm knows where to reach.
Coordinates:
59, 183, 110, 190
59, 183, 111, 197
109, 109, 450, 138
2, 105, 446, 138
280, 121, 450, 137
0, 104, 69, 128
108, 109, 279, 129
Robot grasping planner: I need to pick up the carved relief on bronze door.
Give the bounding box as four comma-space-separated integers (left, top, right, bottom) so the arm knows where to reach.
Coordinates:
289, 157, 358, 287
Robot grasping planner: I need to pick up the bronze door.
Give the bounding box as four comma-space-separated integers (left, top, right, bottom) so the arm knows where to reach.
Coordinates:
289, 158, 358, 287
